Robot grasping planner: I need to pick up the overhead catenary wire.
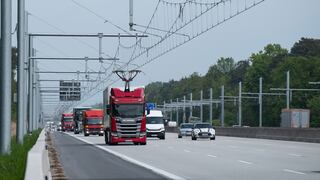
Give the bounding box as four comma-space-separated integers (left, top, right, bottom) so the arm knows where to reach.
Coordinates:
69, 0, 133, 36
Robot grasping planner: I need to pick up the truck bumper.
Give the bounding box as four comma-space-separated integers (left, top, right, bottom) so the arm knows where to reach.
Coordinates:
111, 136, 146, 143
84, 129, 104, 135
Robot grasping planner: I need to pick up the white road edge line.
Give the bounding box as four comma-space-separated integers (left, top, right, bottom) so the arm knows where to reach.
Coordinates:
64, 133, 186, 180
283, 169, 305, 175
238, 160, 253, 165
207, 155, 217, 158
183, 149, 190, 153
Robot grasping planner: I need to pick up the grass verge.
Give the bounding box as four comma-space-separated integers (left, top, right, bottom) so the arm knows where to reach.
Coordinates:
0, 129, 41, 180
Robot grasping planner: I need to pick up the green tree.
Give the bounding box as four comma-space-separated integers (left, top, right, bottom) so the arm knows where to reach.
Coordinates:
291, 38, 320, 57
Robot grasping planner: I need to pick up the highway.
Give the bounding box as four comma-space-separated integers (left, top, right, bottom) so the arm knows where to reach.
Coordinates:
54, 132, 320, 180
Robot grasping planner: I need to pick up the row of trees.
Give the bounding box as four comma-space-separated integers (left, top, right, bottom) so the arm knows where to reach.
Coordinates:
145, 38, 320, 127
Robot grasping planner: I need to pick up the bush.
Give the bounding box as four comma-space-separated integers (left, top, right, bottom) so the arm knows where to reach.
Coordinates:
0, 130, 41, 180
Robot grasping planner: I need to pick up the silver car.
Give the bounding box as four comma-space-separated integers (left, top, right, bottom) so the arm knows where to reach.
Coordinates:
178, 123, 194, 138
191, 123, 216, 140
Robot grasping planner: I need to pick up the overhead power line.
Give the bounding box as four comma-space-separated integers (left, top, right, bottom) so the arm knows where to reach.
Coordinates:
69, 0, 133, 35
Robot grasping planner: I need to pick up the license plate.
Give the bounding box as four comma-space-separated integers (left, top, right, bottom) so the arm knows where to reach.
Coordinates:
125, 139, 132, 142
151, 134, 158, 137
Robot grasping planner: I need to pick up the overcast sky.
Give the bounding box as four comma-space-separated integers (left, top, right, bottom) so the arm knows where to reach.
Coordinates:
11, 0, 320, 115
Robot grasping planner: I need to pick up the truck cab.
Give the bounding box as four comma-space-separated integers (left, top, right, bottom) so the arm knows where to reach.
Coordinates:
82, 109, 104, 136
61, 113, 74, 132
146, 110, 165, 139
104, 87, 147, 145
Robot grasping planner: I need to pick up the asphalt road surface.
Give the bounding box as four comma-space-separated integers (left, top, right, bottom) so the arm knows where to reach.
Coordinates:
53, 132, 167, 180
53, 132, 320, 180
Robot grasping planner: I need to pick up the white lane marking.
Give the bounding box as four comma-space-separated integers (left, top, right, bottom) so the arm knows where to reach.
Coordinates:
288, 153, 302, 157
64, 133, 185, 180
207, 154, 217, 158
238, 160, 253, 165
283, 169, 305, 175
183, 149, 191, 153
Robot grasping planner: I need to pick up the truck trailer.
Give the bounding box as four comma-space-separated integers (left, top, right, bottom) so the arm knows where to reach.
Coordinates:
73, 107, 91, 134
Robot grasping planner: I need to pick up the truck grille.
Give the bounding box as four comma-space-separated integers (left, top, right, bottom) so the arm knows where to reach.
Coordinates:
116, 118, 141, 138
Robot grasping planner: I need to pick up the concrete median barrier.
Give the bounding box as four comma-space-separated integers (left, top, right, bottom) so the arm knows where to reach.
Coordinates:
216, 127, 320, 143
24, 129, 52, 180
166, 126, 320, 143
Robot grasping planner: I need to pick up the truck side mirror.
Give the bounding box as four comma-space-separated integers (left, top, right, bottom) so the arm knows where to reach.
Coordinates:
106, 105, 110, 115
147, 109, 150, 115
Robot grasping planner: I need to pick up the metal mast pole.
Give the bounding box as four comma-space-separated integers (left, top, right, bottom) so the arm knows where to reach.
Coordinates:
98, 33, 103, 62
209, 88, 213, 125
238, 82, 242, 126
183, 95, 186, 124
17, 0, 25, 144
170, 99, 173, 121
163, 101, 166, 117
286, 71, 290, 109
200, 90, 203, 122
259, 77, 263, 127
28, 35, 33, 133
221, 86, 224, 127
32, 55, 37, 130
23, 11, 29, 135
129, 0, 134, 31
176, 98, 179, 124
190, 93, 193, 119
0, 0, 12, 154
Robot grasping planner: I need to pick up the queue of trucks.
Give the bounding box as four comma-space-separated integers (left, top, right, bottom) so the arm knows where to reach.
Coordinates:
59, 70, 169, 145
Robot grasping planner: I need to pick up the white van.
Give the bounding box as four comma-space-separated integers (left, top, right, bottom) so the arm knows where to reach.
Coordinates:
146, 110, 165, 139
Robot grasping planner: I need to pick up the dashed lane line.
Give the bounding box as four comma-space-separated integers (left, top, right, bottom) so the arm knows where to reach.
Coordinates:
237, 160, 253, 165
183, 149, 191, 153
207, 155, 217, 158
283, 169, 305, 175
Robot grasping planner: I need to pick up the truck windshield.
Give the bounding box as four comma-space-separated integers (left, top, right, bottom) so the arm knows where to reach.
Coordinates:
146, 117, 163, 124
112, 104, 144, 118
87, 118, 102, 125
63, 117, 73, 122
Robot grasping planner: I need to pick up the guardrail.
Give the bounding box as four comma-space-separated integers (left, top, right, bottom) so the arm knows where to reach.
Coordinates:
166, 126, 320, 143
24, 129, 52, 180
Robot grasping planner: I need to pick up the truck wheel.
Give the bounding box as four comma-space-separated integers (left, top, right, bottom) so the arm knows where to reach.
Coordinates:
210, 136, 216, 140
105, 133, 109, 144
84, 133, 89, 137
98, 134, 103, 136
160, 136, 165, 140
192, 136, 197, 140
140, 142, 147, 145
178, 135, 182, 138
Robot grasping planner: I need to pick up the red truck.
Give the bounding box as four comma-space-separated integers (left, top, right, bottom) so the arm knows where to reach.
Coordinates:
61, 113, 74, 132
82, 109, 104, 136
103, 70, 147, 145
